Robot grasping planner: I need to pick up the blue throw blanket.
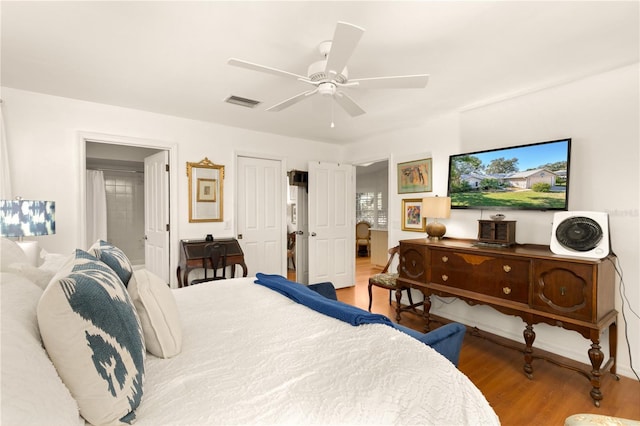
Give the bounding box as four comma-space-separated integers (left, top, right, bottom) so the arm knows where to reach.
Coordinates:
254, 273, 466, 366
254, 273, 393, 327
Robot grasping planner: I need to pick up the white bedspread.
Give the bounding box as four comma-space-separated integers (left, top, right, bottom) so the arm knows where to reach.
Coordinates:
137, 278, 499, 425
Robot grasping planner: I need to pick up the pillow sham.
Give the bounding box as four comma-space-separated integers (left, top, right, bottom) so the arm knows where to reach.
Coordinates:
1, 237, 29, 271
129, 269, 183, 358
37, 249, 145, 426
6, 262, 55, 289
39, 250, 71, 273
1, 272, 83, 426
89, 240, 136, 288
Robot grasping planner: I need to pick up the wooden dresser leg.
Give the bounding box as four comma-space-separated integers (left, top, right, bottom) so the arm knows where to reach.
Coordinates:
395, 288, 403, 322
423, 294, 432, 332
523, 324, 535, 379
609, 321, 618, 377
588, 337, 605, 407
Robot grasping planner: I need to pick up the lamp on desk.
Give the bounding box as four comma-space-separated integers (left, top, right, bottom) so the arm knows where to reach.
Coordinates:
0, 197, 56, 265
422, 196, 451, 240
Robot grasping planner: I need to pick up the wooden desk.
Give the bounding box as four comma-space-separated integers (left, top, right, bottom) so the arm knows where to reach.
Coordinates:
177, 238, 248, 287
397, 238, 618, 407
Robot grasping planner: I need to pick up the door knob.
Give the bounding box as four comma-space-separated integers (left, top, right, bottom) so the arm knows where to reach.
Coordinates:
296, 231, 304, 235
311, 232, 317, 237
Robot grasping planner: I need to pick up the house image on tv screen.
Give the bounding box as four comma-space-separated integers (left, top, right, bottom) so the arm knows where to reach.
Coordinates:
462, 168, 565, 191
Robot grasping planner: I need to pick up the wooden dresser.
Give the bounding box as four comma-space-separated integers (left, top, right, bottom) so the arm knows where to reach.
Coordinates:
397, 238, 618, 406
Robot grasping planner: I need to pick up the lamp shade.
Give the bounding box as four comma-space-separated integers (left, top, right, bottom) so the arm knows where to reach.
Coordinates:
422, 196, 451, 219
0, 200, 56, 237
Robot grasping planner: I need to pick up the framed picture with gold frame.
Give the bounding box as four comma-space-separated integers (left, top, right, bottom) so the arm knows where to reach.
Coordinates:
187, 157, 224, 222
401, 198, 426, 232
197, 178, 217, 202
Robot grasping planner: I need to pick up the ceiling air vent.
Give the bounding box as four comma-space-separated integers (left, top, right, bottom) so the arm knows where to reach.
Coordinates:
224, 95, 261, 108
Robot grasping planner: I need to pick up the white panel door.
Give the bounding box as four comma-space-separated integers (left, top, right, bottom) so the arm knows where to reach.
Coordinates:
308, 162, 354, 288
237, 156, 284, 276
144, 150, 170, 282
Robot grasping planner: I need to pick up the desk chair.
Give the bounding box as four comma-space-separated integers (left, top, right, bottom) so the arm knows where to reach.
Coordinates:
191, 242, 227, 284
355, 221, 371, 256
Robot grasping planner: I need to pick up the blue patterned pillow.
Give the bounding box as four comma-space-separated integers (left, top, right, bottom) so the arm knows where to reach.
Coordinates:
37, 249, 145, 425
89, 240, 135, 288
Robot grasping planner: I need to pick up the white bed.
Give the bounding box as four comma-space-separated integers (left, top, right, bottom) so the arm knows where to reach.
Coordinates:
1, 239, 499, 425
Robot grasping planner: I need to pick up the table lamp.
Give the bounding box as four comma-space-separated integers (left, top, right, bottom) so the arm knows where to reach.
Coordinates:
0, 198, 56, 265
422, 196, 451, 240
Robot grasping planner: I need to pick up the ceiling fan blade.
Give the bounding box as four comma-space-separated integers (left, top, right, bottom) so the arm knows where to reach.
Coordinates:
324, 22, 365, 78
228, 58, 311, 82
349, 74, 430, 89
334, 91, 366, 117
266, 89, 318, 112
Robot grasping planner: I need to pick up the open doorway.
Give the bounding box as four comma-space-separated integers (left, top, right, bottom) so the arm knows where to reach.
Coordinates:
355, 160, 389, 268
83, 138, 176, 285
286, 176, 309, 284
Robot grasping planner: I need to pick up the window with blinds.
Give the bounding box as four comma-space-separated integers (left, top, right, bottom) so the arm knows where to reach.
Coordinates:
356, 192, 387, 229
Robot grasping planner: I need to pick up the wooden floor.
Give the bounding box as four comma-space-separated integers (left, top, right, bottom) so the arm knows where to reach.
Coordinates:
333, 256, 640, 425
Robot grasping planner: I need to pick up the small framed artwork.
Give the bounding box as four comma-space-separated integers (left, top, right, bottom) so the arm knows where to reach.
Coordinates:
197, 178, 217, 202
397, 158, 432, 194
402, 198, 426, 232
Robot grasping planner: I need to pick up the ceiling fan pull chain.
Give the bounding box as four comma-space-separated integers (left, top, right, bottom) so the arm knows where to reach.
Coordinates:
330, 99, 335, 128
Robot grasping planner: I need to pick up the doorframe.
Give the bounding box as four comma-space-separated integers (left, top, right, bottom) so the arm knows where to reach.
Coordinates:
78, 131, 180, 286
234, 150, 288, 275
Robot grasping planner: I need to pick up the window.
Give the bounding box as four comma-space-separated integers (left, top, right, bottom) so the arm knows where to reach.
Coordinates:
356, 192, 387, 229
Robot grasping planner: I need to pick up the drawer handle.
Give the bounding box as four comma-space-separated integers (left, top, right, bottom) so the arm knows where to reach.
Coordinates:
502, 287, 511, 295
442, 274, 448, 282
503, 265, 511, 273
442, 256, 448, 263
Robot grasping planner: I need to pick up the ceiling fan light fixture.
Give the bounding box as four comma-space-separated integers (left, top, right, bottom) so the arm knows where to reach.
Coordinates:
318, 82, 336, 97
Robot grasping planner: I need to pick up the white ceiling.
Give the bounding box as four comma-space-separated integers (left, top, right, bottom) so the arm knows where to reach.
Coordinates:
2, 1, 638, 145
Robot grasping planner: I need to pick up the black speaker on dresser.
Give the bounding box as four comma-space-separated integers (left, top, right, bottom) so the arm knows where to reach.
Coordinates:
550, 211, 610, 259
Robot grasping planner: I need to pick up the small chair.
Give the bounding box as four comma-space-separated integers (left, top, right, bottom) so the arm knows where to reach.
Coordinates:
355, 221, 371, 256
287, 232, 296, 270
191, 242, 227, 285
368, 246, 423, 315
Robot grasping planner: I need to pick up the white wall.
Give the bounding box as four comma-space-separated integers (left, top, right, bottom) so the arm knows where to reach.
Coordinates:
1, 87, 343, 285
3, 63, 638, 378
344, 64, 640, 379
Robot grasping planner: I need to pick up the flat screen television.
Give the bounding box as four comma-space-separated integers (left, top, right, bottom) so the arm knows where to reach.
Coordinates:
447, 138, 571, 211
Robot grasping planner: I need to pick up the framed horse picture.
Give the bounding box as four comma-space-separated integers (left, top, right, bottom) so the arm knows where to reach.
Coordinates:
397, 158, 432, 194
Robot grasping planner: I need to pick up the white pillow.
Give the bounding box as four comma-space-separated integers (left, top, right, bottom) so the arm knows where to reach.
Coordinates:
1, 237, 29, 271
39, 250, 71, 273
1, 272, 82, 426
6, 262, 55, 289
37, 250, 145, 426
129, 269, 183, 358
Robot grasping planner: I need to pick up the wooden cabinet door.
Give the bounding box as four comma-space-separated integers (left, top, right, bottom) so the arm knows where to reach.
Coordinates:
399, 242, 429, 283
532, 260, 595, 322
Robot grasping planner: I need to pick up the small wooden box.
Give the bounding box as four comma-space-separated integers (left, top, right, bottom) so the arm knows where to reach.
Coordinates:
477, 220, 516, 246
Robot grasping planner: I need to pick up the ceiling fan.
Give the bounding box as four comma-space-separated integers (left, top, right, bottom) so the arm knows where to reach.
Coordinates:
228, 21, 429, 117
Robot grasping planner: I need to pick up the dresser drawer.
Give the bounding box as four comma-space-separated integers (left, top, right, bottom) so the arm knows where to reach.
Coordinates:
430, 250, 529, 303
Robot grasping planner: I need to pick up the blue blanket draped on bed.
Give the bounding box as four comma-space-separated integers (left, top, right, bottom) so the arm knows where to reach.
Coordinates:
254, 273, 466, 367
254, 273, 393, 327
